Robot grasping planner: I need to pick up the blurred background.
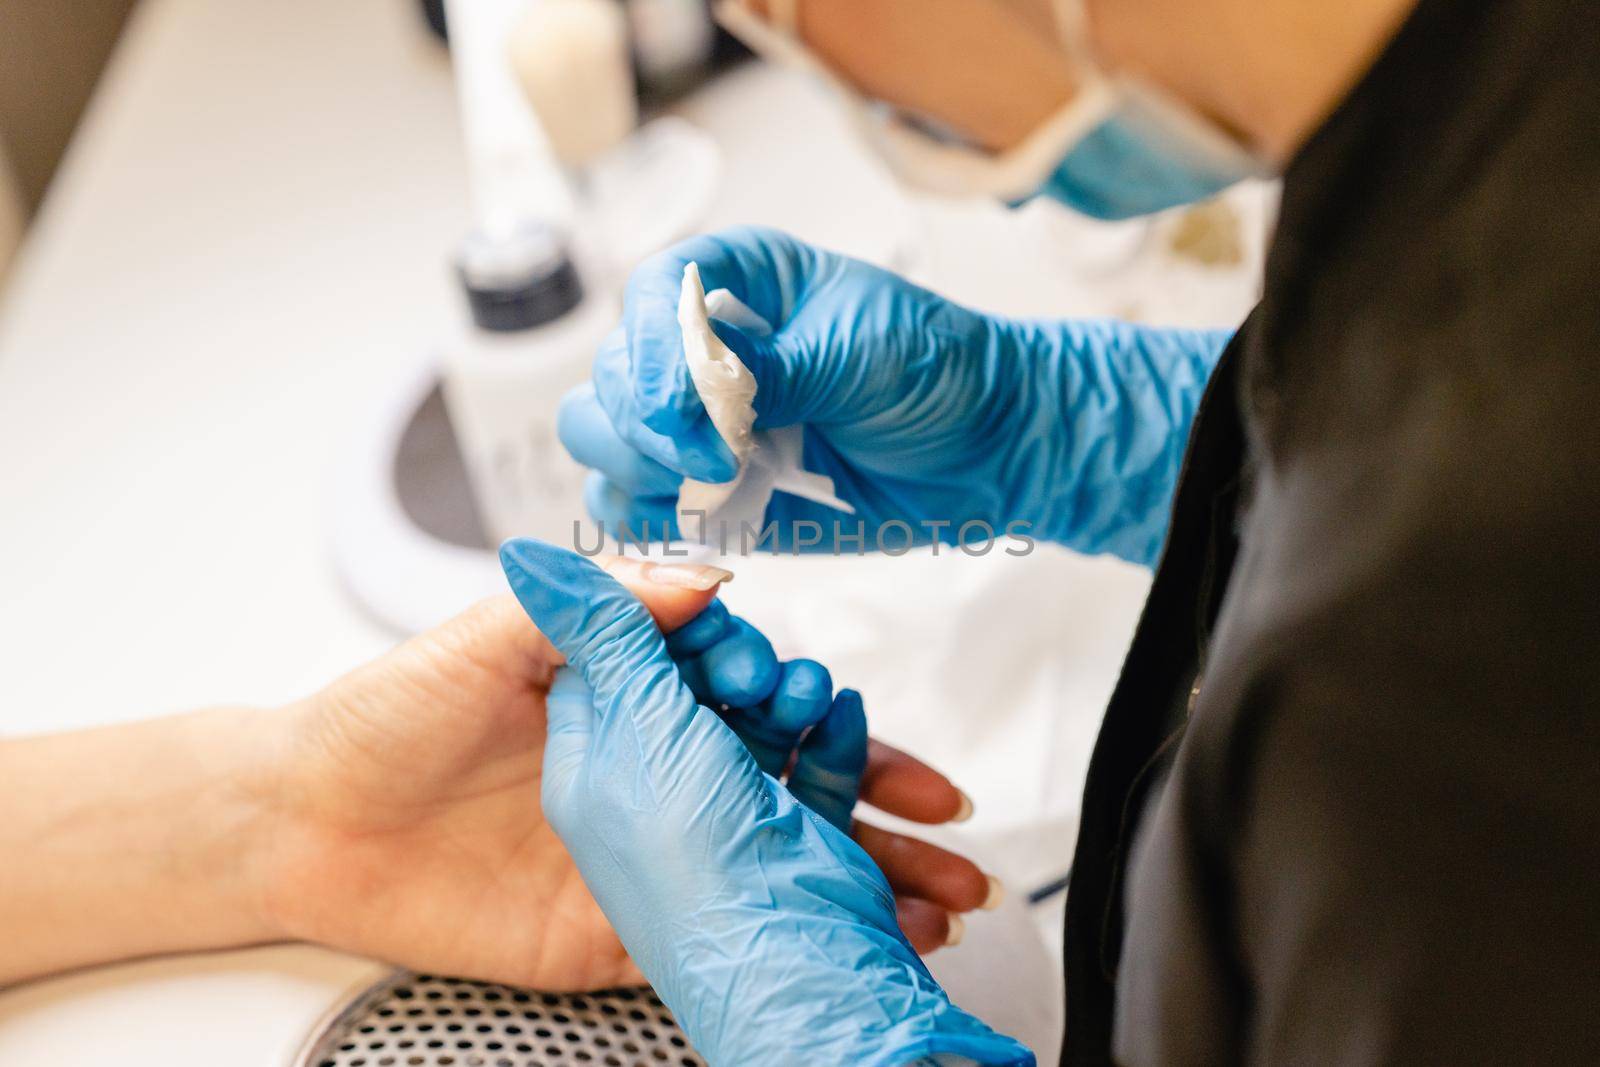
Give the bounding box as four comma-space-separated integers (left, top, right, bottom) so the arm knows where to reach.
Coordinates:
0, 1, 139, 279
0, 1, 1270, 1062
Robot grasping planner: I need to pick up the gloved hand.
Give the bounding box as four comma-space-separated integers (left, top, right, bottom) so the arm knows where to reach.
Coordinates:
560, 226, 1231, 566
502, 539, 1035, 1067
633, 566, 1003, 952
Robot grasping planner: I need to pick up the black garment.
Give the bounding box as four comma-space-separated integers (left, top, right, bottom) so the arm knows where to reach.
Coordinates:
1061, 0, 1600, 1062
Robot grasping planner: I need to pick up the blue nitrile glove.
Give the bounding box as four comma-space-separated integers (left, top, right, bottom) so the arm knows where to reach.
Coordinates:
501, 540, 1035, 1067
666, 597, 864, 832
559, 226, 1232, 566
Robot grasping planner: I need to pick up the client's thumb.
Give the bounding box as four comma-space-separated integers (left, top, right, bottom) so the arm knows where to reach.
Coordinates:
499, 540, 722, 734
598, 555, 733, 633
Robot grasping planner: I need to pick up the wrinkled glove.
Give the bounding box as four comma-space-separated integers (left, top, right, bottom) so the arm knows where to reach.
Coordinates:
502, 539, 1034, 1067
560, 226, 1230, 566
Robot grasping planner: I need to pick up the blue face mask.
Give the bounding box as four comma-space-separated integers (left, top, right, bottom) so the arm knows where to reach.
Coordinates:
1027, 3, 1268, 218
1034, 105, 1261, 220
714, 0, 1265, 216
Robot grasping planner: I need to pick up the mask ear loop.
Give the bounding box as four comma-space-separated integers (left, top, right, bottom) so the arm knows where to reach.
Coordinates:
1047, 0, 1116, 95
767, 0, 799, 35
1052, 0, 1099, 65
715, 0, 1116, 199
1050, 0, 1090, 53
1050, 0, 1270, 177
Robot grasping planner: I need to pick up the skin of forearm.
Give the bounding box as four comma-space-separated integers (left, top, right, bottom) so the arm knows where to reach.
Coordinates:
0, 708, 285, 985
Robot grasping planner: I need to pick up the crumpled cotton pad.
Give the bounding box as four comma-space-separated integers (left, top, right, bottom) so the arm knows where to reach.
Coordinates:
677, 262, 852, 543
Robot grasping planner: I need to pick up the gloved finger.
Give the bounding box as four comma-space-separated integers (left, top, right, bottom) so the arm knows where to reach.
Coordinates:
786, 688, 867, 831
722, 658, 834, 777
854, 820, 1001, 916
706, 285, 889, 432
662, 604, 736, 713
624, 227, 808, 436
541, 668, 599, 805
500, 540, 701, 741
859, 738, 974, 825
667, 605, 769, 710
584, 472, 681, 540
895, 896, 962, 955
675, 653, 713, 706
559, 383, 684, 498
660, 311, 855, 434
707, 318, 806, 430
685, 617, 782, 708
663, 599, 732, 657
595, 335, 737, 483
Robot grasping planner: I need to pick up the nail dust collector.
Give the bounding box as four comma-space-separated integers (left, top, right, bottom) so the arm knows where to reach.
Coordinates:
296, 972, 701, 1067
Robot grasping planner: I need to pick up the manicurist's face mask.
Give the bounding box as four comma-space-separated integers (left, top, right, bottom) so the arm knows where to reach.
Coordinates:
714, 0, 1268, 218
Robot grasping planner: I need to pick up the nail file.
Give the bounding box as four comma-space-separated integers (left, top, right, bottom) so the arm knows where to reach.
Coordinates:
676, 263, 852, 547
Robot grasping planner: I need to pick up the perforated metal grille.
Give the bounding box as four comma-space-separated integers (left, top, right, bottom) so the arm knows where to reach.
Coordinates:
297, 972, 704, 1067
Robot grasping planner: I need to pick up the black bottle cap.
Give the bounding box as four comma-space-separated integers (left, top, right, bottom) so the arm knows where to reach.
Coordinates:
455, 224, 585, 332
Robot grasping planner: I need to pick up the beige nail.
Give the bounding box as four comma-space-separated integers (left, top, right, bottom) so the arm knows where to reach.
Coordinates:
980, 875, 1005, 911
639, 562, 735, 591
951, 789, 975, 823
944, 912, 966, 947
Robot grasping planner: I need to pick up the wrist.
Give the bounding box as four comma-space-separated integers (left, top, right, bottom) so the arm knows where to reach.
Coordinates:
872, 1018, 1035, 1067
211, 705, 298, 945
248, 694, 344, 949
145, 705, 292, 951
1015, 316, 1233, 562
645, 911, 1029, 1067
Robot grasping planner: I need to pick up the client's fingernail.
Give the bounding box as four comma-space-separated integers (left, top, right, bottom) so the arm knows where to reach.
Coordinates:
952, 789, 975, 823
980, 876, 1005, 911
944, 913, 966, 947
640, 562, 734, 591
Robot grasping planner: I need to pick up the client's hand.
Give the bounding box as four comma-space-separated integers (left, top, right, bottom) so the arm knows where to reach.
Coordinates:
262, 557, 990, 993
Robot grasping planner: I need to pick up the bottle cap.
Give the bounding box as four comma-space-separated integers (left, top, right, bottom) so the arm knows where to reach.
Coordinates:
456, 224, 585, 332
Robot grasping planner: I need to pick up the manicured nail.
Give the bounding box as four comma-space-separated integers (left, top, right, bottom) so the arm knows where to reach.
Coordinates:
639, 562, 734, 591
980, 875, 1005, 911
944, 913, 966, 947
952, 789, 974, 823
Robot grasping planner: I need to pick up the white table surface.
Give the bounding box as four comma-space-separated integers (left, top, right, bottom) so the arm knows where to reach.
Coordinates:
0, 0, 1267, 1061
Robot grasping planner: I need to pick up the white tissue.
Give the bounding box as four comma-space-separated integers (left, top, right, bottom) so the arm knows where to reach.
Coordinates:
677, 262, 851, 545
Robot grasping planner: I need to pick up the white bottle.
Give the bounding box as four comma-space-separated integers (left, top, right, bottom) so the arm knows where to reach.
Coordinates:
442, 225, 614, 547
